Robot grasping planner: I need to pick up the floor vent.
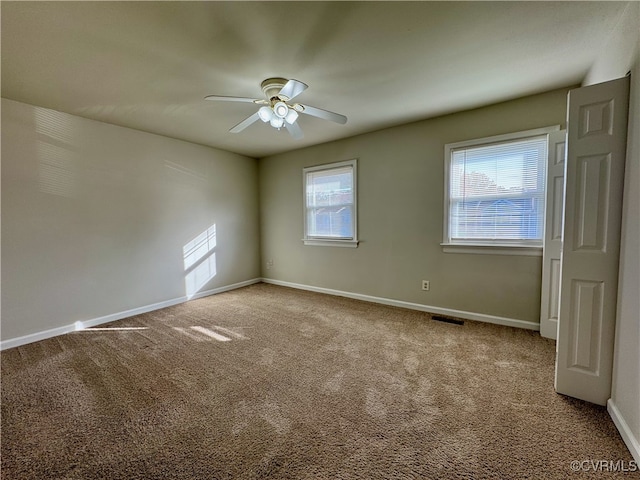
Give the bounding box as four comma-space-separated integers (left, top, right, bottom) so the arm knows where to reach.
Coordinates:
431, 315, 464, 326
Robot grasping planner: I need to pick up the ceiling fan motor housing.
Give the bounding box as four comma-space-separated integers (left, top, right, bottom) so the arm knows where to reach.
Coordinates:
261, 77, 288, 101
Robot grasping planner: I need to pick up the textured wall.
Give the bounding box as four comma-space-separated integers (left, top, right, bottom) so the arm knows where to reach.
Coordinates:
1, 99, 260, 340
259, 87, 570, 324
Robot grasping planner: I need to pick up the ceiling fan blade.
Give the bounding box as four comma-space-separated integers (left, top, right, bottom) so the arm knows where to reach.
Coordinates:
285, 121, 304, 140
229, 112, 261, 133
295, 103, 347, 125
205, 95, 266, 104
278, 79, 308, 101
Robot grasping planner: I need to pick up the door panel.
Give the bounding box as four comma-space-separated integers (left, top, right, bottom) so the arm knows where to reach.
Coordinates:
555, 76, 630, 405
540, 130, 566, 339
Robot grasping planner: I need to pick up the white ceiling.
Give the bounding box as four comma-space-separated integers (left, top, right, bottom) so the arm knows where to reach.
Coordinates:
1, 1, 629, 158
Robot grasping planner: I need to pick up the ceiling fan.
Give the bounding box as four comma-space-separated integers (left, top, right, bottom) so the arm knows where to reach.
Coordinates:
205, 78, 347, 139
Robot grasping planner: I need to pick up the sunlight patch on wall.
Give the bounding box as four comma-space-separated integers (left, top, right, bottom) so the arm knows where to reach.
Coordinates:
185, 253, 217, 299
183, 224, 217, 270
184, 224, 217, 298
165, 159, 207, 182
37, 141, 78, 198
35, 107, 79, 198
35, 107, 78, 144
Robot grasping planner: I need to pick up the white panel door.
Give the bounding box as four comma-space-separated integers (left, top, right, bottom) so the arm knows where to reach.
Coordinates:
555, 76, 630, 405
540, 130, 567, 340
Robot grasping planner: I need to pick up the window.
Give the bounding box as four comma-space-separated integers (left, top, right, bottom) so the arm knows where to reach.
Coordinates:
303, 159, 358, 247
443, 127, 558, 255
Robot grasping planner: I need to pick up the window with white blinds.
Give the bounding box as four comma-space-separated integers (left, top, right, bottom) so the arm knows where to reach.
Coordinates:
444, 131, 550, 249
303, 159, 358, 247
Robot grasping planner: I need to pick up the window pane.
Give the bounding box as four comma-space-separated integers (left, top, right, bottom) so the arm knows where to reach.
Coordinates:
305, 164, 354, 239
450, 197, 544, 240
449, 135, 546, 243
307, 205, 353, 238
306, 166, 353, 208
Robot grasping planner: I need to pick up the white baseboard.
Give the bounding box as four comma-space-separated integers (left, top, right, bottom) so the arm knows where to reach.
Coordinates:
2, 276, 538, 350
0, 278, 262, 351
0, 324, 80, 352
608, 399, 640, 463
261, 278, 540, 331
186, 278, 261, 301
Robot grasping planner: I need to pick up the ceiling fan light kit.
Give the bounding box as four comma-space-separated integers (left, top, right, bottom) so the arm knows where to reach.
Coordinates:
205, 77, 347, 139
285, 109, 298, 124
270, 117, 285, 129
258, 106, 273, 123
273, 101, 289, 118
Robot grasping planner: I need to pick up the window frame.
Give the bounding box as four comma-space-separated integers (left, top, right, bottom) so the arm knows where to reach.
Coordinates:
442, 126, 560, 256
303, 158, 358, 248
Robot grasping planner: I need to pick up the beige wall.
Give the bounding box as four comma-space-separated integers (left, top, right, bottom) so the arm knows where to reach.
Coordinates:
1, 98, 260, 341
259, 87, 570, 324
585, 1, 640, 461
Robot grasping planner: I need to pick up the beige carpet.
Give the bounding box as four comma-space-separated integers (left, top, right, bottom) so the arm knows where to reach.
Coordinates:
1, 283, 635, 479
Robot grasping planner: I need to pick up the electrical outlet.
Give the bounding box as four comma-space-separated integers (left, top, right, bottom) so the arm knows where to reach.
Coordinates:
266, 259, 274, 269
421, 280, 430, 291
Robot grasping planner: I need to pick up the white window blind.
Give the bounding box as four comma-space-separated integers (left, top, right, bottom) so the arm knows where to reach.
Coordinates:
304, 160, 356, 244
447, 135, 547, 245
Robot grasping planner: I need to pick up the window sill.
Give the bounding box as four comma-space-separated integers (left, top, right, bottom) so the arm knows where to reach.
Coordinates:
303, 239, 359, 248
441, 243, 542, 256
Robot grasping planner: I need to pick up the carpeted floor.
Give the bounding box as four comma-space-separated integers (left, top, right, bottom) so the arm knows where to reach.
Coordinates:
1, 283, 636, 479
